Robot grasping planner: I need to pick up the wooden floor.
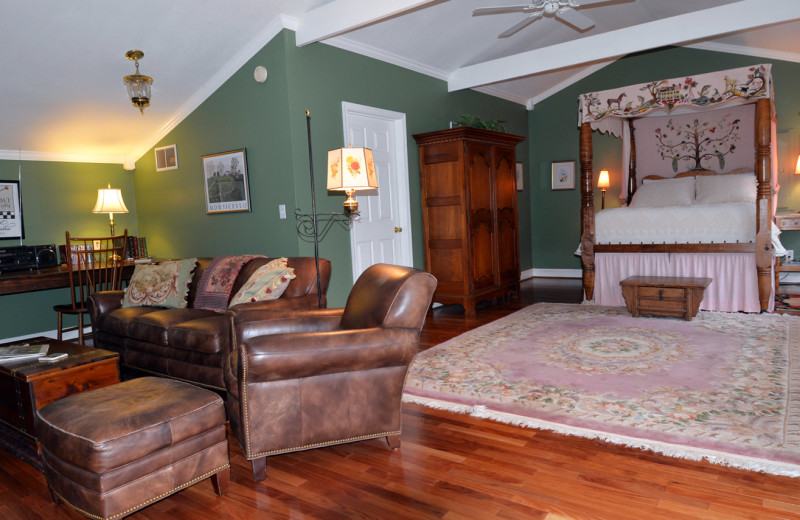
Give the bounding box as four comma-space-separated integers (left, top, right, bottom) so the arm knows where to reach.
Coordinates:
2, 278, 799, 519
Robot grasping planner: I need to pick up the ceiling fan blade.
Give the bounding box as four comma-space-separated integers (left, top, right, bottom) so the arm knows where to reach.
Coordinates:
498, 12, 543, 38
473, 5, 535, 16
556, 7, 595, 31
575, 0, 612, 5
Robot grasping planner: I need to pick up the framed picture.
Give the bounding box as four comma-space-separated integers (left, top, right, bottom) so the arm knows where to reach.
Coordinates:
155, 144, 178, 172
0, 180, 24, 240
516, 162, 524, 191
551, 160, 575, 190
202, 149, 251, 214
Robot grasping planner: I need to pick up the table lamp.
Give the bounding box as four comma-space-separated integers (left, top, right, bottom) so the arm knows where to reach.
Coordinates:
92, 183, 129, 236
597, 169, 610, 209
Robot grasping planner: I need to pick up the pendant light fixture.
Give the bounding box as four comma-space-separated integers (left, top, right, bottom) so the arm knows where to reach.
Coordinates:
123, 50, 153, 115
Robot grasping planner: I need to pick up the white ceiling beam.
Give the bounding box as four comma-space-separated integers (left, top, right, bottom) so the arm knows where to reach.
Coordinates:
296, 0, 440, 47
448, 0, 800, 92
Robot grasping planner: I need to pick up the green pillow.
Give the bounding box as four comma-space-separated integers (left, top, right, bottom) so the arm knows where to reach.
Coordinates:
229, 257, 295, 306
121, 258, 197, 308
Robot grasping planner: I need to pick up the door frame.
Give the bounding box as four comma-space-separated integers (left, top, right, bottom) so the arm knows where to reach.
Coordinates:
341, 102, 414, 281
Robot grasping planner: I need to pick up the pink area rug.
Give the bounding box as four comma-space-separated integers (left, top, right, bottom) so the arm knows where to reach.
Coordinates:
403, 303, 800, 477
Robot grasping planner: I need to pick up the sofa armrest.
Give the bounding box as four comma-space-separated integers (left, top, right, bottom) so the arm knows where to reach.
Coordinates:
240, 328, 419, 382
88, 290, 125, 325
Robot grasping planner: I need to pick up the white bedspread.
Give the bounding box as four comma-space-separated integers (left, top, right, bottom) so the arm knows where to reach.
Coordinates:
595, 203, 755, 245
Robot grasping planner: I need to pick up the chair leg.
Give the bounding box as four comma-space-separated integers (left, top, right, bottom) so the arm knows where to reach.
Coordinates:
211, 467, 230, 496
57, 312, 63, 341
386, 434, 401, 450
77, 312, 84, 345
251, 457, 267, 482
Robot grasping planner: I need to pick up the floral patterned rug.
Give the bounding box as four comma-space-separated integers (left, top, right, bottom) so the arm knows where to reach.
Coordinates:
403, 303, 800, 476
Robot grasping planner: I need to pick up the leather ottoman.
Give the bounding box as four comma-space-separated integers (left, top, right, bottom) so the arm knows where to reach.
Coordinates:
35, 377, 230, 520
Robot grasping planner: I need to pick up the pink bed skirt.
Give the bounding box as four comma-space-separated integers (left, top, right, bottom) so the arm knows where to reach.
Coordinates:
593, 253, 773, 313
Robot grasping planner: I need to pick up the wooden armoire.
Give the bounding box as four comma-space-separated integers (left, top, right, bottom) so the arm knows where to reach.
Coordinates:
414, 127, 524, 315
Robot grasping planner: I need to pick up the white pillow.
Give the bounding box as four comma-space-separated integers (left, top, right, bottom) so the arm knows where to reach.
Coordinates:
629, 177, 695, 208
694, 173, 756, 204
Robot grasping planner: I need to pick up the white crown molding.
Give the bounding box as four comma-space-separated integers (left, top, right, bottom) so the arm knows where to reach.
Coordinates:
0, 149, 126, 165
125, 15, 296, 166
684, 41, 800, 64
323, 36, 449, 81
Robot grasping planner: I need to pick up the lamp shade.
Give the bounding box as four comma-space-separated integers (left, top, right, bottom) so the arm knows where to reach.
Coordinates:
92, 184, 129, 215
327, 147, 378, 192
597, 169, 611, 189
795, 154, 800, 175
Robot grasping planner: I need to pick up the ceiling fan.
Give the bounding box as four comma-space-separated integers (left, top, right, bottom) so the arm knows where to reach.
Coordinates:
473, 0, 623, 38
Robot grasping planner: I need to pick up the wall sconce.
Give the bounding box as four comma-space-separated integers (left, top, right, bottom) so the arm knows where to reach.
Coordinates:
92, 183, 129, 236
597, 169, 610, 209
123, 50, 153, 115
326, 147, 378, 213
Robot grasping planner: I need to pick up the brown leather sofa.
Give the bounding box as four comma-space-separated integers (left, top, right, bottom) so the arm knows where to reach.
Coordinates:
224, 263, 436, 481
89, 257, 331, 392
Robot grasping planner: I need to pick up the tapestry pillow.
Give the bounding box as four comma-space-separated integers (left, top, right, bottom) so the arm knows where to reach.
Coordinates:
694, 173, 756, 204
629, 177, 695, 208
193, 254, 264, 312
121, 258, 197, 309
228, 257, 296, 306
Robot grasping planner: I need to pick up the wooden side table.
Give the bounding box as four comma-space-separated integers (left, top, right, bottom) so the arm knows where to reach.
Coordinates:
620, 276, 712, 321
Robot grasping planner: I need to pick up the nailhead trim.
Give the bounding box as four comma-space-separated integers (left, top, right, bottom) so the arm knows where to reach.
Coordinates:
52, 464, 230, 520
250, 430, 402, 458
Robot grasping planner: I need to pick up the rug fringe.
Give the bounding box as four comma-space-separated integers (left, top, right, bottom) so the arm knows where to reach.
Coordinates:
403, 394, 800, 478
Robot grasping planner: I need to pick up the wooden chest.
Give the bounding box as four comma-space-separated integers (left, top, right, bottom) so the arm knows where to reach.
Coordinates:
620, 276, 712, 321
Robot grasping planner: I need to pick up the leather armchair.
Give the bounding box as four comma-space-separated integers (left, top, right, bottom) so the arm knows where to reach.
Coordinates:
224, 264, 436, 481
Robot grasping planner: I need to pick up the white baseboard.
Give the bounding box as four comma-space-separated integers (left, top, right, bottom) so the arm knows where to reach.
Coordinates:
531, 268, 582, 279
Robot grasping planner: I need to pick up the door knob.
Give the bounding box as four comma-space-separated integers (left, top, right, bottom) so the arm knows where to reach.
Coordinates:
394, 227, 403, 233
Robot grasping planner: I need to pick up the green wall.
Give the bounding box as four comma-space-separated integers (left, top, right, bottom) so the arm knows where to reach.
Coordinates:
134, 30, 530, 306
0, 160, 135, 338
530, 47, 800, 269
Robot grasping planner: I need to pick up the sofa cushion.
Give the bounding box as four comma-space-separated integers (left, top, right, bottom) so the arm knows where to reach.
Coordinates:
96, 306, 161, 336
194, 255, 265, 312
168, 316, 228, 355
229, 257, 295, 306
128, 308, 219, 345
122, 258, 198, 309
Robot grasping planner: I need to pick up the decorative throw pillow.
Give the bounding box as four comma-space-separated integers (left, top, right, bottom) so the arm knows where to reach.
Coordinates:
228, 257, 296, 306
193, 254, 264, 312
629, 177, 695, 208
694, 173, 756, 204
121, 258, 197, 308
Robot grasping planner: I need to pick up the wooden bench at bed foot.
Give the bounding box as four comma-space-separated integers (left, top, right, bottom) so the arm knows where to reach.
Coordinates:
620, 276, 712, 321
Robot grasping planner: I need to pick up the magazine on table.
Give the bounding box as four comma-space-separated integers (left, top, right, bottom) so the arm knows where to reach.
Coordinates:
0, 343, 49, 363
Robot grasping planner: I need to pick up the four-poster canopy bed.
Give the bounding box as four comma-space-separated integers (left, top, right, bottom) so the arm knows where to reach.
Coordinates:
578, 64, 778, 313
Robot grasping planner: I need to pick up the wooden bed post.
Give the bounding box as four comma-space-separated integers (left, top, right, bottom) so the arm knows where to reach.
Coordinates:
627, 119, 637, 205
755, 98, 773, 312
580, 122, 595, 300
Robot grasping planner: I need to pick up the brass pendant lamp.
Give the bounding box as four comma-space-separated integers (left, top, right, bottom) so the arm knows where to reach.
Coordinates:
123, 50, 153, 115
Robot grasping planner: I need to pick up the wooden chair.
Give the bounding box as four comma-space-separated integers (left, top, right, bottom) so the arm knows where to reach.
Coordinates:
54, 230, 128, 344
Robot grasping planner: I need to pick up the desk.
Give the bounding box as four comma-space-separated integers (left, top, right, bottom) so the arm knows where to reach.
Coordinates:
0, 262, 137, 296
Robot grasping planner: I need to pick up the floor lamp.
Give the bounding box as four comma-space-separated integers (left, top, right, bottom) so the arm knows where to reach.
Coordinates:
296, 110, 378, 307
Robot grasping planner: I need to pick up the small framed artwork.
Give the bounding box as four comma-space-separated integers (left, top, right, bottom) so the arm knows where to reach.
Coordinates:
0, 180, 24, 240
516, 163, 524, 191
155, 144, 178, 172
551, 160, 575, 190
202, 149, 251, 214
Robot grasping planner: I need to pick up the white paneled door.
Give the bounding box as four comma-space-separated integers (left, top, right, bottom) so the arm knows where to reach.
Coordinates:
342, 102, 413, 282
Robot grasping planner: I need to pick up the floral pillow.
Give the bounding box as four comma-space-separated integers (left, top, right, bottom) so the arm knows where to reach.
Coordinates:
228, 257, 296, 306
121, 258, 197, 308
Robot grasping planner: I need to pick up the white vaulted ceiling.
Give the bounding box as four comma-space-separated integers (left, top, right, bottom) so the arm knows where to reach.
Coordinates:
1, 0, 799, 167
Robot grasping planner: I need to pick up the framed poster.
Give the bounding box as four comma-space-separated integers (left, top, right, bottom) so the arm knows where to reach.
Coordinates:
155, 144, 178, 171
551, 160, 575, 190
0, 180, 24, 240
202, 149, 251, 214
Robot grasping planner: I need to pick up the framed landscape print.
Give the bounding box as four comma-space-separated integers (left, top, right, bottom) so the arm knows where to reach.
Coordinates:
0, 180, 24, 239
155, 144, 178, 172
551, 160, 575, 190
202, 149, 251, 214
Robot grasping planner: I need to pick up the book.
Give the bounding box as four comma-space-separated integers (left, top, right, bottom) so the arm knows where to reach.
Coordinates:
0, 343, 49, 364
